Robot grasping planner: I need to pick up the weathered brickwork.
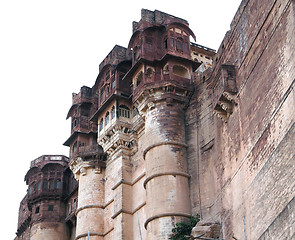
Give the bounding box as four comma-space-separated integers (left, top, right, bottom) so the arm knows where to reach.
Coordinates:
16, 1, 295, 239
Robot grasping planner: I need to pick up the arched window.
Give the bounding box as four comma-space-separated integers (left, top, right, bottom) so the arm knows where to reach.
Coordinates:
43, 180, 48, 190
111, 106, 115, 119
146, 68, 153, 78
99, 119, 104, 132
172, 65, 190, 79
176, 37, 183, 52
105, 112, 110, 126
37, 181, 41, 191
35, 206, 40, 214
163, 64, 169, 75
56, 179, 62, 189
119, 105, 130, 118
49, 179, 55, 190
72, 141, 77, 153
135, 71, 143, 87
163, 38, 168, 49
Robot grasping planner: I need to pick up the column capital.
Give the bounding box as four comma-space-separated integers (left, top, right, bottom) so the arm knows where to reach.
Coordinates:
69, 157, 105, 179
134, 82, 194, 118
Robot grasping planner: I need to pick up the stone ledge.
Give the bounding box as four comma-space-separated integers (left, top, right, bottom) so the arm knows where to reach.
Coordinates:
144, 171, 190, 189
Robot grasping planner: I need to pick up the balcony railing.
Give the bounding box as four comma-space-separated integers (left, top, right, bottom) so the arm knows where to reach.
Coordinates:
133, 71, 192, 97
71, 144, 106, 164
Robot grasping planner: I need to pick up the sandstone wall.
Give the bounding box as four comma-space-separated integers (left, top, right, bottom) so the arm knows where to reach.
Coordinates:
30, 222, 68, 240
186, 0, 295, 239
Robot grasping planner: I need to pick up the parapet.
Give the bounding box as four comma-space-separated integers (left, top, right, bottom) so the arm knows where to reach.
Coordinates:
132, 9, 188, 33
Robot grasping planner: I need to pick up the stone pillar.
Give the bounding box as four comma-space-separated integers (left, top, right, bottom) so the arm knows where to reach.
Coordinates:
70, 158, 105, 240
143, 101, 191, 239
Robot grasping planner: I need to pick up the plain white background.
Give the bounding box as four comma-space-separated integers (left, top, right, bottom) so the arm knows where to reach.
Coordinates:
0, 0, 241, 238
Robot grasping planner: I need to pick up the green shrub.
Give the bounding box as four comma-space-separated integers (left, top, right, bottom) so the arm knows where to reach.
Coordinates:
170, 214, 200, 240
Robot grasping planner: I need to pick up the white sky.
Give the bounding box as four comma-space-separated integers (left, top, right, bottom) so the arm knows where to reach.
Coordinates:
0, 0, 241, 238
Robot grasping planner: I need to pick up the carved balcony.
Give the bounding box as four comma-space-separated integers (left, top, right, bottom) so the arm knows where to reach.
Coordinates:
70, 144, 106, 168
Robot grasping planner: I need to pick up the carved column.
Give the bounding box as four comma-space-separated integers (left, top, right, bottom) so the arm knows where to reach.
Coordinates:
70, 157, 106, 240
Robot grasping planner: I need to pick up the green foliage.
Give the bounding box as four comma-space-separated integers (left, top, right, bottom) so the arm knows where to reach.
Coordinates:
170, 214, 200, 240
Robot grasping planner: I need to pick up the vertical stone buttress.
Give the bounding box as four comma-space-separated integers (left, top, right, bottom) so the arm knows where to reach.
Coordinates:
70, 156, 106, 240
98, 120, 136, 239
138, 88, 192, 239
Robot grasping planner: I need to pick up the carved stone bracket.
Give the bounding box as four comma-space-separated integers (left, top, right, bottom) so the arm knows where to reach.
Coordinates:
98, 121, 138, 157
212, 64, 237, 122
134, 82, 194, 118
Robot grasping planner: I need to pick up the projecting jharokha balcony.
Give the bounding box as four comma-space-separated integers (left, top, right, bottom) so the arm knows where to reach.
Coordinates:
132, 63, 197, 98
71, 116, 97, 134
70, 144, 106, 164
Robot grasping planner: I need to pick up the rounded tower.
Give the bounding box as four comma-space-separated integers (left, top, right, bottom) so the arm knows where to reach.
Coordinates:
69, 146, 106, 240
127, 9, 200, 239
23, 155, 71, 240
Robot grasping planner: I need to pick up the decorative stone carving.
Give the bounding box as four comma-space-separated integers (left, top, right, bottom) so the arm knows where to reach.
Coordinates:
94, 167, 101, 174
98, 121, 138, 157
69, 156, 105, 180
212, 64, 237, 122
147, 101, 155, 110
80, 167, 86, 176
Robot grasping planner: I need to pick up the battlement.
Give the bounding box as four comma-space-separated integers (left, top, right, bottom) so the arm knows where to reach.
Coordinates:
132, 9, 188, 33
99, 45, 131, 72
30, 155, 69, 168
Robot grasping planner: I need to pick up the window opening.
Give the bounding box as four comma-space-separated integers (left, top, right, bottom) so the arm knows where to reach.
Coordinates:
37, 181, 41, 191
164, 38, 168, 49
118, 105, 130, 118
56, 179, 62, 189
49, 180, 55, 190
35, 206, 40, 214
136, 71, 143, 87
43, 180, 48, 190
176, 38, 183, 51
172, 65, 190, 79
146, 68, 153, 78
111, 106, 115, 119
99, 119, 104, 132
111, 79, 116, 89
105, 112, 110, 126
28, 185, 33, 195
72, 141, 77, 153
163, 64, 169, 75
